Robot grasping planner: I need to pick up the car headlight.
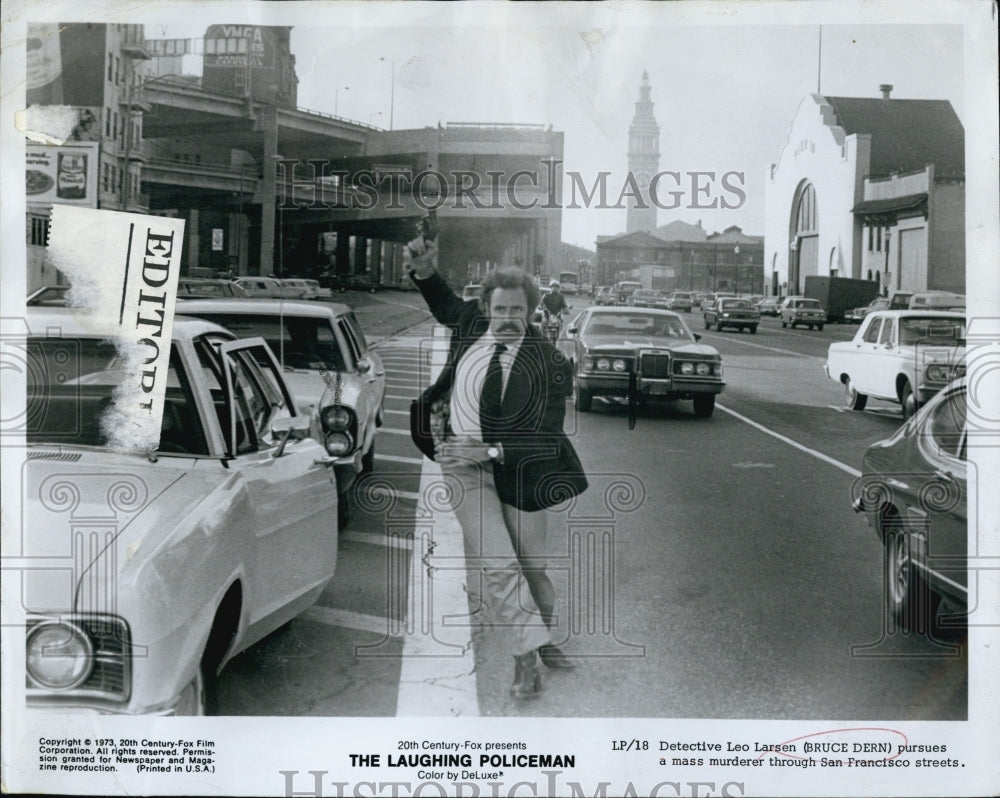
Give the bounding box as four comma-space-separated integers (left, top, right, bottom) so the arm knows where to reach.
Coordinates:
612, 359, 627, 372
321, 405, 352, 432
596, 358, 610, 371
722, 313, 730, 318
325, 431, 354, 455
696, 363, 711, 375
680, 362, 694, 374
582, 357, 594, 372
26, 621, 93, 690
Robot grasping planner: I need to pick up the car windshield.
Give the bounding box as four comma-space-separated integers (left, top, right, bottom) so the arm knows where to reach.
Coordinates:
189, 313, 348, 370
797, 300, 821, 308
721, 299, 751, 309
899, 317, 966, 346
26, 338, 208, 453
584, 314, 691, 339
673, 293, 690, 300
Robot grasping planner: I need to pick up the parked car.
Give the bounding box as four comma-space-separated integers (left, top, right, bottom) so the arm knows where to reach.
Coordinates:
780, 296, 827, 330
560, 307, 724, 417
703, 297, 760, 333
825, 310, 965, 418
887, 291, 914, 310
26, 285, 70, 306
667, 291, 693, 313
23, 308, 340, 714
462, 284, 482, 301
627, 288, 670, 309
908, 291, 966, 311
756, 297, 783, 316
302, 278, 333, 299
852, 378, 967, 632
848, 296, 890, 324
177, 277, 251, 299
281, 278, 318, 300
234, 276, 302, 299
594, 286, 614, 306
175, 299, 386, 522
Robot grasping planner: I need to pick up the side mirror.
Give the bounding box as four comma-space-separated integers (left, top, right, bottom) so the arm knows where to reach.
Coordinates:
271, 415, 311, 457
567, 325, 578, 335
356, 357, 372, 374
694, 333, 702, 341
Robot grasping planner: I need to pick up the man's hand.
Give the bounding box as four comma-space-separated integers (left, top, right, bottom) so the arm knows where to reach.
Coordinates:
403, 237, 438, 280
436, 436, 493, 468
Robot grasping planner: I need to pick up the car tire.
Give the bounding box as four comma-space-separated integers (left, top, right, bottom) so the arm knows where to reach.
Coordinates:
716, 322, 723, 332
369, 287, 377, 294
692, 393, 715, 418
845, 378, 868, 411
173, 666, 207, 716
575, 383, 592, 412
884, 524, 939, 633
781, 320, 787, 328
817, 324, 824, 331
749, 325, 758, 334
704, 319, 710, 330
791, 321, 797, 329
901, 382, 918, 420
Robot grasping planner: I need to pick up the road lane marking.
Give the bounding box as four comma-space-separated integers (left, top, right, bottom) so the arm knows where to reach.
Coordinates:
396, 460, 480, 717
700, 334, 826, 361
342, 530, 414, 550
717, 403, 862, 478
376, 453, 425, 465
301, 605, 404, 638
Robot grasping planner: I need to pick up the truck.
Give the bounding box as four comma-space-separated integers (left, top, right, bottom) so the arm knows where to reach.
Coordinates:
804, 275, 880, 324
616, 265, 676, 293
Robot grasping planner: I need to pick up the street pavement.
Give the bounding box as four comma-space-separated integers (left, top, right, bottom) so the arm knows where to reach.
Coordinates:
214, 296, 967, 720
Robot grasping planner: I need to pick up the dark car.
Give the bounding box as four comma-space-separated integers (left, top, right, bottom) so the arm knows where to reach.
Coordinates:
322, 274, 380, 293
560, 307, 724, 417
852, 378, 967, 633
703, 297, 760, 333
757, 297, 782, 316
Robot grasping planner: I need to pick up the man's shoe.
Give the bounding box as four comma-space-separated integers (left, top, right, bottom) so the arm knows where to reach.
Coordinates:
510, 651, 543, 699
538, 644, 576, 670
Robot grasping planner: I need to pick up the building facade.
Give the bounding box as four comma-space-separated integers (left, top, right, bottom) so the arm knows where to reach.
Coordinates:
626, 71, 660, 234
764, 86, 964, 297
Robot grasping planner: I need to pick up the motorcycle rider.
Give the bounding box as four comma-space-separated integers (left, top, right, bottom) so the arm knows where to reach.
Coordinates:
541, 280, 568, 321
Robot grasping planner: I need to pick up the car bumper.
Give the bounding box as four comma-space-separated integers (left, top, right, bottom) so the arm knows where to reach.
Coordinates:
578, 373, 725, 397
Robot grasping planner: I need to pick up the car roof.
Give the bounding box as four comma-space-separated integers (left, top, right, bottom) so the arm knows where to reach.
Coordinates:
175, 297, 352, 317
26, 306, 235, 342
587, 306, 681, 318
867, 309, 965, 319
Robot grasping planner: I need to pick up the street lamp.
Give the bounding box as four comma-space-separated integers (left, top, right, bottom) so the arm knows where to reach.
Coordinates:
379, 57, 395, 130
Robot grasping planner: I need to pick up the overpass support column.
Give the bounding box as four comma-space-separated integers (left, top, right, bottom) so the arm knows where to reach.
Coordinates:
258, 106, 279, 276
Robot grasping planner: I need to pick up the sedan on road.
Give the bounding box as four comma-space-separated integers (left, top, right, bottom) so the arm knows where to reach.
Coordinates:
825, 310, 965, 418
756, 297, 782, 316
780, 296, 827, 330
628, 288, 671, 310
702, 297, 760, 333
177, 277, 251, 298
852, 378, 967, 633
561, 307, 724, 417
23, 309, 340, 715
667, 291, 693, 313
175, 299, 386, 521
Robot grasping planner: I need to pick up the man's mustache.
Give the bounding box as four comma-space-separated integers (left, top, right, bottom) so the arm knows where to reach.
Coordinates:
496, 321, 522, 332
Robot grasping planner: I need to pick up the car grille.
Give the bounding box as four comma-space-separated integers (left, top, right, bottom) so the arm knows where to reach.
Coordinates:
640, 352, 671, 379
27, 615, 131, 702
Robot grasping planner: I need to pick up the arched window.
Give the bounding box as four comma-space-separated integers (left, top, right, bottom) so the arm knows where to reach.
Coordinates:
795, 184, 818, 235
867, 269, 873, 281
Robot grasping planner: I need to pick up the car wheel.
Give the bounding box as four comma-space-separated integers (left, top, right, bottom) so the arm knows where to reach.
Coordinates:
692, 393, 715, 418
338, 492, 350, 529
749, 325, 758, 334
716, 322, 723, 332
791, 321, 798, 329
704, 319, 710, 330
884, 524, 939, 633
360, 439, 375, 475
781, 320, 787, 328
844, 378, 868, 411
369, 287, 377, 294
817, 324, 824, 331
901, 382, 918, 420
575, 382, 592, 412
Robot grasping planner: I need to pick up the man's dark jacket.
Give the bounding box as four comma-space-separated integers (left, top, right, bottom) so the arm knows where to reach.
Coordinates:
413, 272, 588, 512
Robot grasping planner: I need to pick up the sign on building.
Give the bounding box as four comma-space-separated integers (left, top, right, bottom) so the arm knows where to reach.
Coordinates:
26, 142, 99, 208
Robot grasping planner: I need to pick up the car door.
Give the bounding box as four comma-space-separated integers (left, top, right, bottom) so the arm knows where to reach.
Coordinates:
916, 387, 967, 602
850, 315, 884, 395
868, 315, 901, 399
197, 337, 338, 632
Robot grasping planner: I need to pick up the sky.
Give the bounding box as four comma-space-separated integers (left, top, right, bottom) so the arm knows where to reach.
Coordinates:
150, 10, 966, 249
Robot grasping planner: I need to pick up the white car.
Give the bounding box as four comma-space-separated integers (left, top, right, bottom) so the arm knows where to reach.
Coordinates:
176, 299, 386, 521
302, 278, 333, 299
22, 308, 340, 714
281, 278, 318, 299
825, 310, 965, 418
234, 276, 302, 299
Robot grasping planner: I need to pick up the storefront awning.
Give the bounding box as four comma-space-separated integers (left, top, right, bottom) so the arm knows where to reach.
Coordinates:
852, 193, 928, 215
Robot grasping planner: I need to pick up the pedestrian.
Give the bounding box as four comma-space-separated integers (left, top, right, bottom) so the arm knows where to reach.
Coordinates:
405, 237, 588, 700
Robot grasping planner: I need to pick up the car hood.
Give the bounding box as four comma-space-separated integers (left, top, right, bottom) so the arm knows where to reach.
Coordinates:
580, 335, 719, 357
21, 451, 233, 613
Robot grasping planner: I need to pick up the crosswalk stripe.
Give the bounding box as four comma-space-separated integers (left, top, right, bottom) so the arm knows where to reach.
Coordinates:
300, 605, 404, 638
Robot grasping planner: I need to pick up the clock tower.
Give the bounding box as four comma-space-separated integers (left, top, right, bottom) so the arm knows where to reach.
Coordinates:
626, 71, 660, 233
